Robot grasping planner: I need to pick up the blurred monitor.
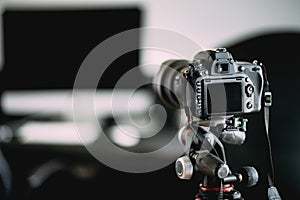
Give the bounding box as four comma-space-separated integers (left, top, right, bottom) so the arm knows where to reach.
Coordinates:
0, 7, 154, 146
0, 7, 151, 117
0, 7, 142, 90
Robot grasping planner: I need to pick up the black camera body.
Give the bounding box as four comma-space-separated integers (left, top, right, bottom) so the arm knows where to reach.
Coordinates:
155, 48, 264, 119
155, 49, 281, 200
192, 48, 264, 119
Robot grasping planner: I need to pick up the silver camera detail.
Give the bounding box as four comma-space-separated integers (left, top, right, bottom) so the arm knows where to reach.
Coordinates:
155, 48, 264, 119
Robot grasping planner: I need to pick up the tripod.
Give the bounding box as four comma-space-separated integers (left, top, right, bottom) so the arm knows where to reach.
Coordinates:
175, 117, 258, 200
195, 175, 243, 200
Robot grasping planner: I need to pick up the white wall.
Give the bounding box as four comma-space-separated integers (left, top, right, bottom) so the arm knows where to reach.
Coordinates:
1, 0, 300, 76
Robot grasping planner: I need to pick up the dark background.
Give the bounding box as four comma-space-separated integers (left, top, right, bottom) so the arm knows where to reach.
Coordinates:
225, 33, 300, 199
0, 6, 299, 200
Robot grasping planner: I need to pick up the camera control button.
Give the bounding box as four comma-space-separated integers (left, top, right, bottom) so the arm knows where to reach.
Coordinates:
238, 66, 245, 72
246, 85, 254, 97
246, 102, 253, 109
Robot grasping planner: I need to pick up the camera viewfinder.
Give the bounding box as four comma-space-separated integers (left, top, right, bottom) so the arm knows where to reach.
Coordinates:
216, 63, 229, 73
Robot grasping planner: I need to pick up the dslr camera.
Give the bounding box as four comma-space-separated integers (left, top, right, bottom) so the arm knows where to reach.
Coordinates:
154, 48, 281, 199
155, 48, 264, 119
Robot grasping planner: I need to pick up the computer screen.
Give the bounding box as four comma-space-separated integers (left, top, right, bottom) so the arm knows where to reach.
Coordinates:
0, 8, 142, 90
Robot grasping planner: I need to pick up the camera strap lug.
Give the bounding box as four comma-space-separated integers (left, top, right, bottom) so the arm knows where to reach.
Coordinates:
264, 91, 272, 107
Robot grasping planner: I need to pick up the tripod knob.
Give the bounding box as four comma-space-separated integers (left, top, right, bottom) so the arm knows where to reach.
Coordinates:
223, 166, 259, 187
240, 166, 259, 187
217, 164, 230, 179
175, 156, 193, 180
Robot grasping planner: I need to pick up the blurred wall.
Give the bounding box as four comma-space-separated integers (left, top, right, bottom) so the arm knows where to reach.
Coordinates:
1, 0, 300, 75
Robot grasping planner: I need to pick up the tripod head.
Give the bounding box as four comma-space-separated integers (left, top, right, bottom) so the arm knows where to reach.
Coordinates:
154, 48, 281, 199
175, 117, 258, 199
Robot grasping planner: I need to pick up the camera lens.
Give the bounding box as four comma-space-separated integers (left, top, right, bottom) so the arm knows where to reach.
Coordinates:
154, 59, 189, 109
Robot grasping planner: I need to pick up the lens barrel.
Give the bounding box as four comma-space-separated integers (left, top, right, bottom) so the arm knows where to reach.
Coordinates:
154, 59, 189, 109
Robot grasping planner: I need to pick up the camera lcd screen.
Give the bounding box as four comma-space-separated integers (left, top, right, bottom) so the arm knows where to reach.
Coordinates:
207, 82, 242, 114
